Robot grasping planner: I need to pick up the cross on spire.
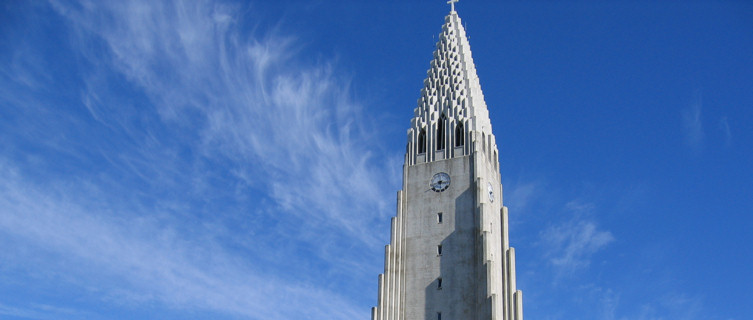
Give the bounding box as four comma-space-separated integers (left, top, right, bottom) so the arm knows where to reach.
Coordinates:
447, 0, 459, 12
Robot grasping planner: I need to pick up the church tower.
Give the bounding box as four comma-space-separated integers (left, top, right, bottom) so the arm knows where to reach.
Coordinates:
372, 4, 523, 320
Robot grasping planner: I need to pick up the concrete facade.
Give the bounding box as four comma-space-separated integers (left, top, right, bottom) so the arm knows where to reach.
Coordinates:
372, 9, 523, 320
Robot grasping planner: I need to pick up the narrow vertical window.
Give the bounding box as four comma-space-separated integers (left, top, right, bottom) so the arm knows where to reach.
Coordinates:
455, 121, 464, 146
437, 212, 443, 223
437, 114, 447, 150
418, 128, 426, 154
437, 245, 442, 255
437, 312, 442, 320
437, 278, 442, 289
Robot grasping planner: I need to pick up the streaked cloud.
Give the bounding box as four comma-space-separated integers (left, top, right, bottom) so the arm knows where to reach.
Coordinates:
506, 180, 541, 213
682, 94, 704, 151
719, 116, 731, 146
0, 0, 394, 318
630, 292, 703, 320
0, 163, 361, 319
50, 0, 393, 256
0, 303, 47, 320
54, 0, 392, 242
540, 201, 614, 272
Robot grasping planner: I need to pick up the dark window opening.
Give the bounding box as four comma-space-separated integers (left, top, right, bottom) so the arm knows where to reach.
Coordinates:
437, 212, 443, 223
437, 245, 442, 255
437, 114, 447, 150
455, 121, 464, 146
437, 312, 442, 320
437, 278, 443, 289
418, 128, 426, 154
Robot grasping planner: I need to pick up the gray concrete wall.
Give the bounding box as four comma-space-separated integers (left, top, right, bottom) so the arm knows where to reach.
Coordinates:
373, 130, 522, 320
403, 154, 475, 319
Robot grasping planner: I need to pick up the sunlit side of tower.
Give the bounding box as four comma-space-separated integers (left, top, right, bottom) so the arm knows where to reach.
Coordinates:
371, 7, 523, 320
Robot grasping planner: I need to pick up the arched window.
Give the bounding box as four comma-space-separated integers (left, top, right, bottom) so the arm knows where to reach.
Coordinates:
418, 128, 426, 154
455, 121, 464, 147
437, 114, 447, 150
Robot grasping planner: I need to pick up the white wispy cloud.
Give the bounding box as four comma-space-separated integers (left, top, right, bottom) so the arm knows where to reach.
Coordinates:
0, 303, 47, 320
627, 292, 704, 320
0, 163, 362, 319
579, 286, 703, 320
0, 0, 396, 318
540, 201, 614, 272
53, 0, 392, 242
682, 94, 704, 150
505, 180, 541, 213
719, 116, 732, 146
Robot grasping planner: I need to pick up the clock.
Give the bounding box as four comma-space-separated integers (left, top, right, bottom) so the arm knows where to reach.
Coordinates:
487, 182, 494, 203
430, 172, 451, 192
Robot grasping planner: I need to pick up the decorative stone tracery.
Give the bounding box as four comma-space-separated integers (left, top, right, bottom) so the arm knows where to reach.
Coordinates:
406, 13, 497, 166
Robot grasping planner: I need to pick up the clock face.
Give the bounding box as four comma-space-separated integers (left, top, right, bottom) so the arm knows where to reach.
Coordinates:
430, 172, 451, 192
487, 182, 494, 203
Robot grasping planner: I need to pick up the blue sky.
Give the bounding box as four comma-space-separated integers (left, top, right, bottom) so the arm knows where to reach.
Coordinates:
1, 1, 751, 319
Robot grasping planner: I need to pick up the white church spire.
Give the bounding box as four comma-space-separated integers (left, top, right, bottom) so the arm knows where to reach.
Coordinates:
407, 8, 496, 165
373, 8, 523, 320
